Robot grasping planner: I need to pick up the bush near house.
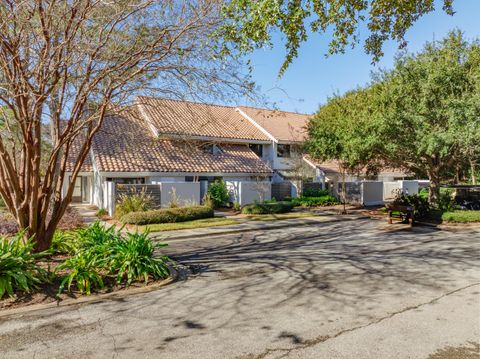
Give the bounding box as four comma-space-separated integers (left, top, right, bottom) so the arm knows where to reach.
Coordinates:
207, 180, 230, 208
302, 188, 330, 197
241, 201, 294, 215
290, 195, 338, 207
121, 206, 214, 225
115, 190, 154, 219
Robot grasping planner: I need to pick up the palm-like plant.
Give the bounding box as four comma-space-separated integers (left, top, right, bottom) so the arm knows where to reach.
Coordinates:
0, 233, 47, 298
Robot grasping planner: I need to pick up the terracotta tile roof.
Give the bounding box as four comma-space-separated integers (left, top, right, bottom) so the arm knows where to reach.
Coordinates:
238, 107, 311, 142
90, 109, 272, 174
305, 157, 409, 177
136, 97, 271, 142
65, 133, 93, 172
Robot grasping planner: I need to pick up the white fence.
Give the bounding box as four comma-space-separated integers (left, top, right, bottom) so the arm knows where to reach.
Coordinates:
159, 182, 200, 208
383, 180, 420, 201
361, 181, 384, 206
226, 181, 271, 205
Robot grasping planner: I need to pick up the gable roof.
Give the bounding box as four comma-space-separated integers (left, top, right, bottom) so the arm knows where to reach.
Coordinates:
136, 97, 271, 143
88, 108, 272, 174
304, 157, 409, 177
237, 107, 311, 143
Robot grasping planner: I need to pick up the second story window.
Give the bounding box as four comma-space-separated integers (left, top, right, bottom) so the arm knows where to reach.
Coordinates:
277, 144, 291, 158
248, 144, 263, 157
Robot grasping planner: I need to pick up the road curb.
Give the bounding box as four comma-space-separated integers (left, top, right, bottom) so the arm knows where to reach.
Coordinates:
0, 275, 176, 320
151, 215, 370, 241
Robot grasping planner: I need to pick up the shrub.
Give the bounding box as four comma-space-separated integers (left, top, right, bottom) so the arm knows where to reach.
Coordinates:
303, 188, 330, 197
57, 251, 105, 295
393, 192, 430, 219
48, 231, 79, 255
233, 201, 241, 211
241, 201, 294, 215
438, 189, 456, 211
96, 208, 109, 218
203, 193, 215, 209
121, 206, 214, 225
115, 189, 153, 219
290, 195, 339, 207
0, 233, 47, 299
107, 230, 170, 285
207, 180, 230, 208
57, 223, 172, 295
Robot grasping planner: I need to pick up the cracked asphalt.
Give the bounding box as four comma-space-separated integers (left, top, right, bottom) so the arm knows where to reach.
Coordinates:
0, 219, 479, 359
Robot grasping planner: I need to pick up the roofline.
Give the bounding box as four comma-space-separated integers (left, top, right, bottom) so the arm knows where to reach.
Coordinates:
235, 108, 278, 143
92, 171, 273, 177
136, 96, 312, 116
156, 133, 271, 144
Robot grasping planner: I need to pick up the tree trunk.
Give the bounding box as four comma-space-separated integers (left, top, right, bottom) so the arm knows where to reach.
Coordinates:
470, 158, 477, 185
341, 169, 347, 214
428, 171, 441, 207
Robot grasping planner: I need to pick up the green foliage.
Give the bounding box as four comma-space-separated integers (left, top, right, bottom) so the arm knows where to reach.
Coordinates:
306, 31, 480, 205
207, 180, 230, 208
220, 0, 454, 75
48, 231, 79, 255
233, 201, 241, 211
57, 251, 105, 296
57, 222, 172, 295
203, 193, 215, 209
303, 188, 330, 197
0, 233, 46, 299
290, 195, 339, 207
438, 189, 456, 211
440, 210, 480, 223
393, 192, 430, 219
107, 230, 170, 285
241, 201, 294, 215
96, 208, 108, 218
115, 189, 153, 219
121, 206, 214, 225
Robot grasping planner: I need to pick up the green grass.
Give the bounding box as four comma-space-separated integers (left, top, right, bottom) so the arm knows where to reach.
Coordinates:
245, 212, 318, 221
136, 217, 239, 232
439, 210, 480, 223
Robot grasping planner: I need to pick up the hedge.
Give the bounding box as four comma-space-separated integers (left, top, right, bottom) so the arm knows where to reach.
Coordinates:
121, 205, 214, 225
290, 195, 338, 207
241, 201, 294, 215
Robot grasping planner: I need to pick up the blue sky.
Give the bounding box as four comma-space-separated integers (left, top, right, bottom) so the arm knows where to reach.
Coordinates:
243, 0, 480, 114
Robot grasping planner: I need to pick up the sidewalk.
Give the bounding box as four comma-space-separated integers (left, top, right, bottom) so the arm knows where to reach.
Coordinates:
150, 213, 369, 241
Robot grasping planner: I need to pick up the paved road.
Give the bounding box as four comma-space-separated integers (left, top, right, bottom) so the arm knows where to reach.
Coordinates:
1, 219, 479, 359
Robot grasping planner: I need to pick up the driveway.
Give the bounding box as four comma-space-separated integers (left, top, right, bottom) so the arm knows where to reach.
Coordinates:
1, 219, 479, 359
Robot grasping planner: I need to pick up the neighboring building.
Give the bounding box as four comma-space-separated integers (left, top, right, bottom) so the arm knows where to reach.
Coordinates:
65, 96, 409, 206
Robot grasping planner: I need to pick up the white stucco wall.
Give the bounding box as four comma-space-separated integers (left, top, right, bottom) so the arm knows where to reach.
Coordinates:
226, 181, 271, 205
160, 182, 200, 207
361, 181, 384, 206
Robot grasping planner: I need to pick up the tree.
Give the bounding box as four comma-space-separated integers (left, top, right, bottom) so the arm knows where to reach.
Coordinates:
306, 31, 480, 206
0, 0, 251, 251
378, 30, 480, 203
220, 0, 455, 74
305, 87, 382, 213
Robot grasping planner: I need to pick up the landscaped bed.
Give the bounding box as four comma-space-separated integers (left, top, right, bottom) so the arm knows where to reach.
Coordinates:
0, 223, 174, 311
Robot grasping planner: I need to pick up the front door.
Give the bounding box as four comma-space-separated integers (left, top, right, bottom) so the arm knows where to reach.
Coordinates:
72, 176, 83, 203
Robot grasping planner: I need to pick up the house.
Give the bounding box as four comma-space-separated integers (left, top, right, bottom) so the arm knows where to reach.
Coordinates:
65, 96, 408, 208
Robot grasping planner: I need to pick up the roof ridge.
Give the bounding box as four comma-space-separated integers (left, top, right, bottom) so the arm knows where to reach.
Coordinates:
237, 105, 312, 117
136, 96, 312, 116
136, 96, 237, 110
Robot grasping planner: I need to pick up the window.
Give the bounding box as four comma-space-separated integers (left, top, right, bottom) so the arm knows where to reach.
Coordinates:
276, 144, 291, 158
248, 144, 263, 157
